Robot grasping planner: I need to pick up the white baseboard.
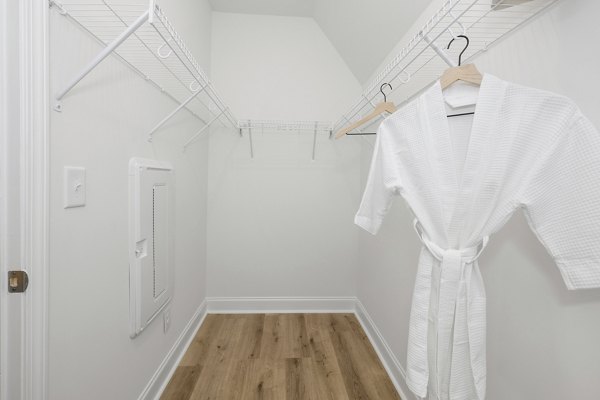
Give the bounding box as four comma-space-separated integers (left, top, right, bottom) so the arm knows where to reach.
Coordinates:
137, 300, 208, 400
354, 299, 417, 400
206, 296, 357, 314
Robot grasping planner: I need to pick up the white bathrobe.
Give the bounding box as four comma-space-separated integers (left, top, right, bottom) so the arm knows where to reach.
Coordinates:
355, 74, 600, 400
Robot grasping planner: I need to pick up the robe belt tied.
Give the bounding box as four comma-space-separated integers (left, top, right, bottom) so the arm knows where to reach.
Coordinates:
407, 220, 489, 400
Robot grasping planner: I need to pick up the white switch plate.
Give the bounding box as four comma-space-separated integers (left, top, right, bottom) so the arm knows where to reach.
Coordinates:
64, 167, 86, 209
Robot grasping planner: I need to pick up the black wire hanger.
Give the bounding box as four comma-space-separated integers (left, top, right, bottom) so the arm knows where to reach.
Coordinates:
444, 34, 479, 118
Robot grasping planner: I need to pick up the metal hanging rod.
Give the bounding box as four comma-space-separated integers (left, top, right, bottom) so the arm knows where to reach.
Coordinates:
333, 0, 559, 135
50, 0, 238, 135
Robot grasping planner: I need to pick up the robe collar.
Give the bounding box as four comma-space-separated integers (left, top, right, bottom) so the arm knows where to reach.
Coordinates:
417, 74, 508, 247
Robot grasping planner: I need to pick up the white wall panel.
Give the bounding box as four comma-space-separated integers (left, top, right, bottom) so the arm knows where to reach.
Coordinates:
208, 12, 363, 299
210, 12, 361, 121
48, 1, 212, 399
313, 0, 430, 84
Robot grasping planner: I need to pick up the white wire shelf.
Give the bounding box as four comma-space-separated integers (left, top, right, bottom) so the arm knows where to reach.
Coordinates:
50, 0, 559, 145
50, 0, 237, 141
237, 120, 334, 160
238, 120, 333, 133
334, 0, 560, 135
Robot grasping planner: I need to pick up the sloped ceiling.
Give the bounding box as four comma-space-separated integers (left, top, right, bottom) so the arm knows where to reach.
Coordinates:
209, 0, 431, 84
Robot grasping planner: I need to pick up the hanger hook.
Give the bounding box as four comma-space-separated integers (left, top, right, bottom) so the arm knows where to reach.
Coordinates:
447, 10, 467, 39
157, 39, 173, 59
380, 83, 392, 102
399, 70, 411, 84
447, 34, 469, 66
189, 80, 202, 92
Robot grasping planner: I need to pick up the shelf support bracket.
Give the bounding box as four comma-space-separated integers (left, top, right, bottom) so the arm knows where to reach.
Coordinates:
183, 108, 227, 150
311, 122, 318, 161
49, 0, 68, 16
248, 125, 254, 159
363, 94, 377, 109
420, 31, 457, 68
54, 9, 151, 111
147, 83, 208, 140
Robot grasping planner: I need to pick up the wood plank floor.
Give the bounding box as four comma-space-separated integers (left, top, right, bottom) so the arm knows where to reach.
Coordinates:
161, 314, 401, 400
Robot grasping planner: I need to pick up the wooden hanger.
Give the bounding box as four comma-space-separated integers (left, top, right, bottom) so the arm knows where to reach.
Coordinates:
440, 63, 482, 90
335, 83, 396, 139
439, 35, 482, 91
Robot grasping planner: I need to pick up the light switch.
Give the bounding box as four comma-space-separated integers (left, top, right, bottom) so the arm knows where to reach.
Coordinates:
64, 167, 86, 209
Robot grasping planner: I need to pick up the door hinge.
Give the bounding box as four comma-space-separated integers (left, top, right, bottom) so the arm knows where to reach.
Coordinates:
8, 270, 29, 293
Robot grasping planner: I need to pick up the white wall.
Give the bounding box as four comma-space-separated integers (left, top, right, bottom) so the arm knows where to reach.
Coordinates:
210, 12, 360, 121
48, 1, 212, 399
0, 0, 23, 398
208, 12, 363, 299
312, 0, 431, 84
45, 1, 600, 398
355, 1, 600, 399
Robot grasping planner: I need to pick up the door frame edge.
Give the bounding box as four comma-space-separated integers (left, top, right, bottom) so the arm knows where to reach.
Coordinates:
0, 0, 11, 397
19, 0, 50, 399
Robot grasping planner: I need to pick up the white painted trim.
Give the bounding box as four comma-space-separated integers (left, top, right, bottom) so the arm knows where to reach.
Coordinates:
206, 296, 357, 314
19, 1, 50, 399
0, 0, 12, 397
138, 300, 208, 400
354, 299, 417, 400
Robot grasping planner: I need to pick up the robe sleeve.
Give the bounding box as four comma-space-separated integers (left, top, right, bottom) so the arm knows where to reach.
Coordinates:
522, 111, 600, 289
354, 126, 401, 235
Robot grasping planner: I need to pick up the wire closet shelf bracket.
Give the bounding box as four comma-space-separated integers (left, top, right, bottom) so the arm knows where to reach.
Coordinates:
50, 0, 237, 142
